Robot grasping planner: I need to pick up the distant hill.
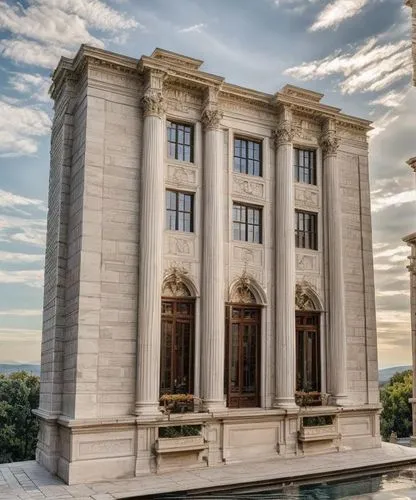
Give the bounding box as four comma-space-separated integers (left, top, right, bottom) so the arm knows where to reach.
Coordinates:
0, 364, 40, 375
379, 365, 412, 385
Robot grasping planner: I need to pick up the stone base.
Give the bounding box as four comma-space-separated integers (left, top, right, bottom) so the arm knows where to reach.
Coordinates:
35, 405, 381, 484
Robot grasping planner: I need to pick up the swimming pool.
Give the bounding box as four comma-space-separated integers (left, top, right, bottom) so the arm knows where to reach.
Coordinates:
145, 468, 416, 499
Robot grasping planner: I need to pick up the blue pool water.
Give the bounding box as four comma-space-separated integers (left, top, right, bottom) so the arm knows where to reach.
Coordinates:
150, 468, 416, 499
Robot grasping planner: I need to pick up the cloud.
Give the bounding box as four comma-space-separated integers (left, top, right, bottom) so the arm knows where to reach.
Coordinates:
0, 0, 140, 68
274, 0, 319, 14
8, 73, 51, 103
39, 0, 140, 31
310, 0, 369, 31
0, 3, 103, 48
0, 100, 51, 157
0, 309, 42, 316
371, 189, 416, 213
0, 269, 43, 287
285, 37, 412, 94
0, 251, 44, 263
0, 328, 41, 342
178, 23, 206, 33
0, 189, 46, 211
0, 39, 74, 69
0, 215, 47, 247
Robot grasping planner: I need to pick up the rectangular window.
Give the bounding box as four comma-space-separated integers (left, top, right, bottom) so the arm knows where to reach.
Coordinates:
233, 203, 262, 244
166, 190, 194, 232
295, 210, 317, 250
167, 121, 194, 162
234, 138, 262, 177
294, 148, 316, 185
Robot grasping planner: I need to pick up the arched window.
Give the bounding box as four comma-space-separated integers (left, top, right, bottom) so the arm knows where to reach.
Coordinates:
226, 279, 262, 408
160, 273, 195, 395
295, 283, 321, 393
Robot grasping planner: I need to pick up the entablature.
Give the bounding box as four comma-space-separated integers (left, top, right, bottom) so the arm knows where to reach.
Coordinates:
51, 45, 372, 140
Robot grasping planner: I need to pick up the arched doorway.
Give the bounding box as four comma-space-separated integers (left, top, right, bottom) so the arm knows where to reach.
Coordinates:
160, 271, 196, 395
295, 282, 322, 393
226, 279, 262, 408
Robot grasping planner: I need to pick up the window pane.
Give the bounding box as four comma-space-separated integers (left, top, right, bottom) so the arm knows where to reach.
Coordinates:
167, 121, 194, 162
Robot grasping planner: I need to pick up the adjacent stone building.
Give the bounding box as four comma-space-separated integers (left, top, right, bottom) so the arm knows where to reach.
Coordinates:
35, 45, 380, 484
404, 0, 416, 446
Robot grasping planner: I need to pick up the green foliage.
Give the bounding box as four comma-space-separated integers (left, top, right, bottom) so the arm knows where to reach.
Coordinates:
0, 371, 40, 463
380, 369, 412, 440
303, 415, 333, 427
159, 425, 201, 438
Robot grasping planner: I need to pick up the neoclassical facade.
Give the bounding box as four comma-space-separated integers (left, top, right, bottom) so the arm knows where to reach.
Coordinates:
35, 45, 380, 484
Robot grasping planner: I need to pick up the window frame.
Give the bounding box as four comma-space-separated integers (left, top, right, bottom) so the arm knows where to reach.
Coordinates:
295, 311, 321, 393
232, 202, 263, 244
167, 120, 194, 163
166, 190, 194, 233
160, 298, 195, 396
295, 209, 318, 250
294, 147, 317, 185
225, 304, 262, 408
233, 136, 263, 177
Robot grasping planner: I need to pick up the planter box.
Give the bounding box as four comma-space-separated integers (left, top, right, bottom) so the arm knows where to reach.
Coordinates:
298, 423, 338, 442
298, 422, 340, 456
155, 435, 207, 473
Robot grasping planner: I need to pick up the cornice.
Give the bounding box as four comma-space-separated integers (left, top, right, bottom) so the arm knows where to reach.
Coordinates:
407, 157, 416, 173
50, 45, 372, 135
403, 232, 416, 245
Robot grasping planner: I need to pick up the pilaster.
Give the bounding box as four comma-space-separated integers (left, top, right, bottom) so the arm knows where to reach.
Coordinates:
273, 106, 297, 409
320, 119, 348, 405
135, 69, 166, 417
200, 87, 226, 411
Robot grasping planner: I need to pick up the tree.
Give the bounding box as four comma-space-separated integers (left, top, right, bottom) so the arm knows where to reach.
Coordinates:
380, 369, 412, 441
0, 371, 40, 463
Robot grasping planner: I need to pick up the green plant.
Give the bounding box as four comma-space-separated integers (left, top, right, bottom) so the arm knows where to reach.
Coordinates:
159, 425, 201, 438
380, 370, 412, 440
0, 371, 40, 463
302, 415, 333, 427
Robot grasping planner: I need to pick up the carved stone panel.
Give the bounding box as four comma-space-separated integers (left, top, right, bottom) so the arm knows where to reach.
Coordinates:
233, 244, 263, 266
294, 186, 320, 211
165, 234, 195, 257
166, 164, 197, 187
232, 175, 265, 200
296, 253, 318, 272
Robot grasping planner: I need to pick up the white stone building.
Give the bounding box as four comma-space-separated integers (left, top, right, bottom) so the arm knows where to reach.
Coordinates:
404, 0, 416, 445
35, 45, 381, 484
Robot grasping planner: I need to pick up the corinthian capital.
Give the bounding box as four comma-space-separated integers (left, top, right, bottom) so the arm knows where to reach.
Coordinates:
201, 108, 223, 130
141, 89, 166, 118
319, 130, 340, 158
272, 120, 295, 148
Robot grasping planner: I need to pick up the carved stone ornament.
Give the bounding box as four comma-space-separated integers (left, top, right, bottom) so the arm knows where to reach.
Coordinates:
141, 89, 166, 117
319, 131, 340, 158
295, 281, 317, 311
162, 266, 191, 297
272, 120, 295, 147
230, 270, 257, 304
201, 108, 223, 130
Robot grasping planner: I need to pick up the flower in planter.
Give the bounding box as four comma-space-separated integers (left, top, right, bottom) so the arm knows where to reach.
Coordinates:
160, 393, 202, 416
295, 391, 323, 407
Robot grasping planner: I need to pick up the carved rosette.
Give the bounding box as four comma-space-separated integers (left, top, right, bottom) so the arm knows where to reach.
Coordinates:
141, 89, 166, 118
272, 120, 295, 147
319, 131, 340, 158
201, 108, 223, 130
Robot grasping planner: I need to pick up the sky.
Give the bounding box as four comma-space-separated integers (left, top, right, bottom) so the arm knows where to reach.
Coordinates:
0, 0, 415, 369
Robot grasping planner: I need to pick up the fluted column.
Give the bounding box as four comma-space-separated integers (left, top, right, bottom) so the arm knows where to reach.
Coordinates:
273, 107, 297, 408
135, 75, 165, 416
200, 97, 226, 411
320, 119, 348, 405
